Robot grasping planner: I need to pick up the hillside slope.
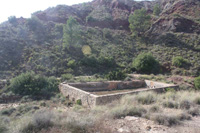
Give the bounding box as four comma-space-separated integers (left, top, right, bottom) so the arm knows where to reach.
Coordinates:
0, 0, 199, 78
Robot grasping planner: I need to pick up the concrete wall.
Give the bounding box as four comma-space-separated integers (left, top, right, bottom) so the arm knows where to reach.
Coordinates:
68, 80, 146, 92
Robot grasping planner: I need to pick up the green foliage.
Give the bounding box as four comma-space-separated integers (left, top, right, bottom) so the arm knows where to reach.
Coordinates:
194, 76, 200, 90
8, 16, 17, 25
26, 16, 43, 32
67, 60, 76, 68
129, 8, 151, 36
76, 99, 82, 105
106, 70, 126, 80
153, 4, 161, 16
9, 72, 59, 97
172, 56, 189, 67
132, 53, 160, 74
86, 6, 112, 22
166, 88, 176, 92
63, 16, 81, 49
81, 56, 116, 68
61, 74, 74, 81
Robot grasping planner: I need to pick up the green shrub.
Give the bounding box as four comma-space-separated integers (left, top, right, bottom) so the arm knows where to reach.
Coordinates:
61, 74, 74, 81
67, 60, 76, 68
165, 88, 176, 92
81, 56, 98, 67
194, 76, 200, 90
76, 99, 82, 105
106, 70, 126, 80
153, 4, 161, 16
9, 72, 59, 97
98, 56, 116, 68
172, 56, 189, 67
0, 108, 16, 116
132, 53, 160, 74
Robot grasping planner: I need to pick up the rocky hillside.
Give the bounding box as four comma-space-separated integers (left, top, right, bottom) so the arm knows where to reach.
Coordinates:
0, 0, 199, 79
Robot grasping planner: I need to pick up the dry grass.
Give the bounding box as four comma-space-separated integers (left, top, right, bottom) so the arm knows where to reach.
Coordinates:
3, 90, 200, 133
104, 90, 200, 126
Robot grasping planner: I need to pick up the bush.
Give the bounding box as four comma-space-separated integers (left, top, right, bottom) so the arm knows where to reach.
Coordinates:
106, 70, 126, 80
194, 76, 200, 90
76, 99, 82, 105
162, 100, 178, 109
136, 92, 156, 105
180, 100, 191, 110
149, 105, 160, 113
61, 74, 74, 81
20, 111, 54, 133
188, 107, 200, 116
153, 4, 161, 16
0, 121, 7, 133
132, 53, 160, 74
109, 105, 146, 119
9, 72, 59, 97
194, 97, 200, 105
0, 108, 16, 116
151, 114, 180, 126
81, 56, 98, 67
172, 56, 189, 68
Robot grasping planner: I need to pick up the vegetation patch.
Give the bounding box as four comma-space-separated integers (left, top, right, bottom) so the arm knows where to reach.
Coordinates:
132, 53, 160, 74
9, 72, 59, 98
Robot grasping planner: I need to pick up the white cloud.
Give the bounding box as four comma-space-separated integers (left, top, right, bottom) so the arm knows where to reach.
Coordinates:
0, 0, 92, 23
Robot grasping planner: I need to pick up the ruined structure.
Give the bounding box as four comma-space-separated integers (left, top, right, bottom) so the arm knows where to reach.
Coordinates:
59, 80, 177, 107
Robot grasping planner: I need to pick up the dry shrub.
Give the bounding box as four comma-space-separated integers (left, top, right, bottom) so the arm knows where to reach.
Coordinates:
151, 112, 191, 126
151, 113, 180, 126
87, 118, 112, 133
109, 105, 147, 119
188, 107, 200, 116
162, 100, 179, 109
135, 92, 156, 105
194, 97, 200, 105
20, 110, 55, 133
180, 100, 192, 110
0, 121, 7, 133
149, 105, 160, 113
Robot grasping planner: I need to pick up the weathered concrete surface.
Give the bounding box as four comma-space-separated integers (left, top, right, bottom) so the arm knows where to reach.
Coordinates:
59, 80, 178, 107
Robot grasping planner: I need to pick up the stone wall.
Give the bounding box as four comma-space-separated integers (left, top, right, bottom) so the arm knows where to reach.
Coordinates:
59, 83, 97, 107
145, 80, 176, 89
59, 80, 178, 107
68, 80, 146, 92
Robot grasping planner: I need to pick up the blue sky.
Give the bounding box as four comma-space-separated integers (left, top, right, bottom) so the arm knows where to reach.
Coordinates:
0, 0, 145, 23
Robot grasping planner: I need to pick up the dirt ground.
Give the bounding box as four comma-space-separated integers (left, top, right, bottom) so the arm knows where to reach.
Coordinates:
1, 102, 200, 133
103, 116, 200, 133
